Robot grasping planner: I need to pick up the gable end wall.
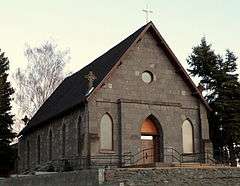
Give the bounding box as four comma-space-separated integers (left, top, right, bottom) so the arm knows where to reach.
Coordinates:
88, 30, 210, 159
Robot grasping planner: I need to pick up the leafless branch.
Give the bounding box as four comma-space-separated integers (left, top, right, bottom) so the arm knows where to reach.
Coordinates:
13, 40, 70, 120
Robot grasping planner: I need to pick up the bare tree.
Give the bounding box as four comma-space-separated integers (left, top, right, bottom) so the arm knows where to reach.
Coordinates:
13, 41, 70, 119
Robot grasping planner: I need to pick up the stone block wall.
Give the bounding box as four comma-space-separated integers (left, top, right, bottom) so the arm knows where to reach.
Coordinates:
18, 106, 88, 173
104, 167, 240, 186
88, 30, 210, 162
2, 167, 240, 186
18, 27, 212, 173
0, 169, 100, 186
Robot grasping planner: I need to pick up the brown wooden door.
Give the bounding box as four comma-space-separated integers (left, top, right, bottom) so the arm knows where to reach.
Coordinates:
140, 138, 154, 164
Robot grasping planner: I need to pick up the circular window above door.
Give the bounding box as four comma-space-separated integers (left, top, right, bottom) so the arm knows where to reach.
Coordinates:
141, 71, 153, 84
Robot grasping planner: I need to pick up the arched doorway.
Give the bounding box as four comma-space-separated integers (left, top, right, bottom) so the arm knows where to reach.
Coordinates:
140, 115, 163, 164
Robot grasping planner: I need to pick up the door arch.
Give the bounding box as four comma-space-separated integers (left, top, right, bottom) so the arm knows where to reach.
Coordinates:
140, 114, 164, 164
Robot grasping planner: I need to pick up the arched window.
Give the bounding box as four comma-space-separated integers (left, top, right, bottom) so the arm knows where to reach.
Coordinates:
62, 124, 66, 157
37, 135, 40, 164
100, 113, 113, 150
49, 130, 52, 160
182, 120, 194, 153
77, 116, 81, 155
27, 140, 30, 168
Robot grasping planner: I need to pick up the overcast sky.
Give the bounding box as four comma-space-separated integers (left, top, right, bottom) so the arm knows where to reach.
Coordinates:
1, 0, 240, 133
1, 0, 239, 75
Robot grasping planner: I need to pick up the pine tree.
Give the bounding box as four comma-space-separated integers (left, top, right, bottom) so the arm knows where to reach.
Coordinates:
187, 38, 240, 163
214, 79, 240, 163
187, 37, 218, 102
0, 49, 16, 176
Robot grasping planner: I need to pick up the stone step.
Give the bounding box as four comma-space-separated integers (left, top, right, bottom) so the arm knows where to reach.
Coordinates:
172, 163, 217, 168
124, 163, 156, 168
155, 162, 175, 167
124, 162, 219, 168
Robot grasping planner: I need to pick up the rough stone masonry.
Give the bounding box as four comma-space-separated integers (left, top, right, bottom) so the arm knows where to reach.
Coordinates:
1, 167, 240, 186
18, 22, 212, 173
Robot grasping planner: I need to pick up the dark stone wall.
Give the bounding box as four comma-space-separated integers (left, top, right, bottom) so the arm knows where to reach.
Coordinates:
18, 29, 212, 173
104, 167, 240, 186
88, 30, 211, 160
18, 107, 88, 173
2, 167, 240, 186
0, 169, 100, 186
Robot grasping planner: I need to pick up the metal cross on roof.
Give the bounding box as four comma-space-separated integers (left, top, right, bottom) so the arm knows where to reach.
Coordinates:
142, 5, 153, 23
85, 71, 96, 88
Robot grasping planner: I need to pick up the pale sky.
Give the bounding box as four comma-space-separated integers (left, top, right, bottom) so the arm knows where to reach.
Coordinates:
1, 0, 240, 132
1, 0, 239, 74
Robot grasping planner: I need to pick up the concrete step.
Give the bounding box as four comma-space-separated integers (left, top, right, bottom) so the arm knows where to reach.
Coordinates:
155, 162, 175, 167
126, 162, 178, 168
172, 162, 218, 168
125, 162, 219, 168
124, 163, 156, 168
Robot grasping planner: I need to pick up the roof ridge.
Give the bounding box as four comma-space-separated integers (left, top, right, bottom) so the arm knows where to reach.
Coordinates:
68, 23, 150, 80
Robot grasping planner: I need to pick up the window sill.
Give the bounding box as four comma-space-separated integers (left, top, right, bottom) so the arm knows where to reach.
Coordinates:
182, 153, 195, 156
99, 150, 115, 154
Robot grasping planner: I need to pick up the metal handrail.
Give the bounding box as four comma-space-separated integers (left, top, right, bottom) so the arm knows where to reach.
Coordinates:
164, 147, 182, 156
31, 147, 221, 172
126, 147, 219, 166
125, 147, 184, 165
181, 152, 216, 164
164, 147, 183, 163
129, 147, 155, 164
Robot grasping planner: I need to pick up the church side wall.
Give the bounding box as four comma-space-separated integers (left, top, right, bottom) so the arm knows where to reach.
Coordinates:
88, 30, 210, 163
18, 107, 88, 173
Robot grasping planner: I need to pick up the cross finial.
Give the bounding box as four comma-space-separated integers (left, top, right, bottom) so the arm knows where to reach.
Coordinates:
142, 5, 153, 23
22, 115, 29, 125
85, 71, 96, 89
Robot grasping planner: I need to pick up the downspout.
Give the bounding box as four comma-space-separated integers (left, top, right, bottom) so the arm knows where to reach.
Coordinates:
198, 100, 204, 163
86, 101, 91, 168
117, 99, 122, 167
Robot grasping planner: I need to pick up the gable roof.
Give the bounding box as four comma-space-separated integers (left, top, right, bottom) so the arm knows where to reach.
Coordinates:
19, 22, 211, 136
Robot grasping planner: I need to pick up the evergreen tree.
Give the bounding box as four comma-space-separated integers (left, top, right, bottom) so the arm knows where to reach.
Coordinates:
0, 49, 16, 176
187, 37, 218, 102
187, 38, 240, 163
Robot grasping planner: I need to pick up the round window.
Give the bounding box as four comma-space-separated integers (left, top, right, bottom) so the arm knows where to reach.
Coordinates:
141, 71, 153, 84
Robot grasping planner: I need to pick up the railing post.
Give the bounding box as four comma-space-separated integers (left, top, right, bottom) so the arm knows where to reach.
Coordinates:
143, 151, 145, 164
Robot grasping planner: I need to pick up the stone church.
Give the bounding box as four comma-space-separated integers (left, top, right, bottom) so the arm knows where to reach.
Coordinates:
18, 22, 212, 173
